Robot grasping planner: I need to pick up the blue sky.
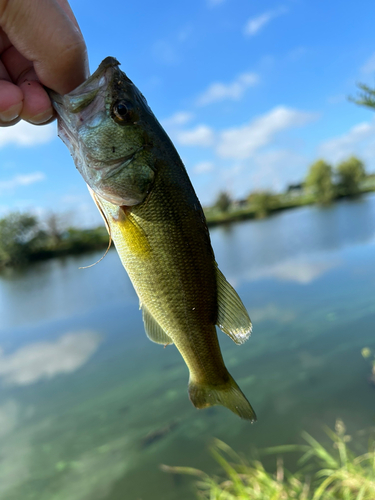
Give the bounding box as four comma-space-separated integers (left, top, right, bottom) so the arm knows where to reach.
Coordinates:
2, 0, 375, 226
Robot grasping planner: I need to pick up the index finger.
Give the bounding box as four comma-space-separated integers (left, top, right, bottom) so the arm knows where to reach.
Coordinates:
0, 0, 89, 95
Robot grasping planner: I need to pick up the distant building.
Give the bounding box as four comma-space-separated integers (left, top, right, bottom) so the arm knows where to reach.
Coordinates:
232, 198, 248, 208
286, 183, 304, 197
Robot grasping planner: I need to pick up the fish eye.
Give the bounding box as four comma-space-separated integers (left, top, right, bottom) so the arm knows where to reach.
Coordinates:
113, 101, 134, 123
116, 103, 128, 117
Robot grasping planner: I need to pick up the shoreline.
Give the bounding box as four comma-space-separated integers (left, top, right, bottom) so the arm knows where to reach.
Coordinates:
205, 187, 375, 227
2, 188, 375, 270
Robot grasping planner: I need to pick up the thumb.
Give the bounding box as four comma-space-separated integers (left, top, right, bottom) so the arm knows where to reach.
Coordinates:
0, 0, 88, 94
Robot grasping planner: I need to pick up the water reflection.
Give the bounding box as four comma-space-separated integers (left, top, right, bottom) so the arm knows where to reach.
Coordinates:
0, 194, 375, 500
0, 400, 19, 437
0, 251, 136, 330
250, 303, 295, 323
52, 436, 132, 500
211, 196, 375, 282
0, 426, 32, 498
249, 255, 340, 284
0, 330, 101, 385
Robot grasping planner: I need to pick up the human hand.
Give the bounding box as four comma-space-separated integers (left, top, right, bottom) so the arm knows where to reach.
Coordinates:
0, 0, 88, 126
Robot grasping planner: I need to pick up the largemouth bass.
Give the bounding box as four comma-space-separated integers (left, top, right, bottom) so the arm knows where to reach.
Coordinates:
49, 57, 256, 421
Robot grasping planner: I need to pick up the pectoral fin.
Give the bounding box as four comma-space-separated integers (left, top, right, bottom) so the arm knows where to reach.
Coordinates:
216, 265, 252, 345
142, 306, 173, 345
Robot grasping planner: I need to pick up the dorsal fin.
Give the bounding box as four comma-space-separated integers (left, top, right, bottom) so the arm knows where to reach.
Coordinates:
216, 265, 252, 345
142, 306, 173, 346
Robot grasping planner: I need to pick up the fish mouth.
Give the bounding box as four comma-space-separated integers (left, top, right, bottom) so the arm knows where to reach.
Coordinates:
48, 57, 121, 113
48, 57, 122, 140
48, 57, 124, 155
68, 57, 121, 99
84, 146, 144, 175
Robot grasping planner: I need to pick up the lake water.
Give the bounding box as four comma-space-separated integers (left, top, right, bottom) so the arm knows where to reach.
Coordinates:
1, 195, 375, 500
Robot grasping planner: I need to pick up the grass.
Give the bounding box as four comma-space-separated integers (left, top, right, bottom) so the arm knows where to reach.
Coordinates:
162, 420, 375, 499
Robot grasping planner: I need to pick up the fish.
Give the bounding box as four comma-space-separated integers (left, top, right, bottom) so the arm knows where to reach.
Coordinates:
49, 57, 256, 421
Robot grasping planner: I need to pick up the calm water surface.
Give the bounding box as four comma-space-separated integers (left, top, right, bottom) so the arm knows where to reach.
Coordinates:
1, 195, 375, 499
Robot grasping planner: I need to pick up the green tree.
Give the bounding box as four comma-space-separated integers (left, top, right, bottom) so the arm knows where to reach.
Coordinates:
247, 191, 278, 218
336, 156, 366, 196
350, 82, 375, 110
0, 212, 44, 267
214, 191, 232, 212
43, 212, 66, 246
305, 159, 335, 204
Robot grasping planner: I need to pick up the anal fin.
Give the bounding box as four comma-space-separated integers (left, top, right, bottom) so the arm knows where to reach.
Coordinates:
216, 264, 252, 345
142, 306, 173, 346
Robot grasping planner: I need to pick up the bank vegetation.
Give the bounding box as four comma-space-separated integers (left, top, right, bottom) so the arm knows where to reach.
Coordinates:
1, 155, 375, 269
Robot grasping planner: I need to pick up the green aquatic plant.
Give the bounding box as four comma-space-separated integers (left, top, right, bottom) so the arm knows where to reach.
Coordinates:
162, 420, 375, 499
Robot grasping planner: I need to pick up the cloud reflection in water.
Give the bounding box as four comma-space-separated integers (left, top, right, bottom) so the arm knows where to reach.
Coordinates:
0, 330, 102, 385
248, 256, 341, 284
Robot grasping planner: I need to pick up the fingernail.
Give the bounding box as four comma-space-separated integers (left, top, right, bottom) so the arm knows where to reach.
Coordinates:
0, 102, 23, 122
28, 107, 54, 125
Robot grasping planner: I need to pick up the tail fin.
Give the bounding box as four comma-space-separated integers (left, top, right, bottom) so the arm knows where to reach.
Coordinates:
188, 374, 256, 422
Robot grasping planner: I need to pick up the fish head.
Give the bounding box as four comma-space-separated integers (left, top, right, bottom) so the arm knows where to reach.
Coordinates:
49, 57, 156, 206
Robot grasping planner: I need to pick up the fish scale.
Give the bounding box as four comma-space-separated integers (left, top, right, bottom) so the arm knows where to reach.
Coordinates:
49, 56, 256, 421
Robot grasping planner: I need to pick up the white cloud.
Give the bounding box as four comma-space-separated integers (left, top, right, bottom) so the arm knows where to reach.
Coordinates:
0, 121, 55, 148
176, 124, 215, 147
193, 161, 215, 174
165, 105, 316, 203
318, 120, 375, 164
250, 257, 340, 284
0, 171, 45, 193
246, 149, 307, 192
0, 330, 102, 386
204, 149, 307, 206
244, 7, 287, 36
216, 106, 317, 160
196, 72, 259, 106
361, 52, 375, 74
161, 111, 194, 129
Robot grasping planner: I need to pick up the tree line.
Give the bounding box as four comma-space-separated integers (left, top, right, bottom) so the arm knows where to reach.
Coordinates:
212, 81, 375, 220
0, 212, 109, 269
305, 155, 366, 203
212, 154, 371, 220
2, 81, 374, 269
1, 154, 371, 268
